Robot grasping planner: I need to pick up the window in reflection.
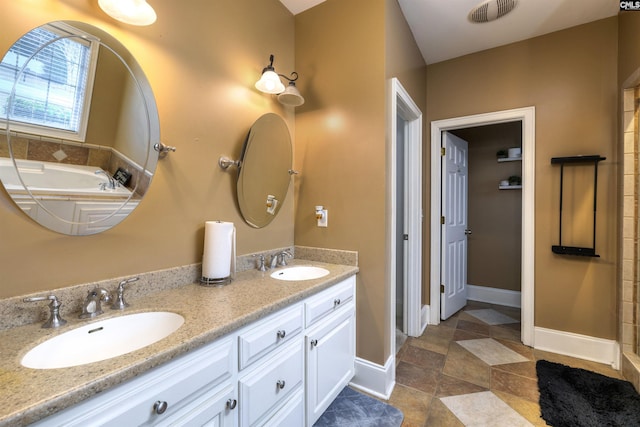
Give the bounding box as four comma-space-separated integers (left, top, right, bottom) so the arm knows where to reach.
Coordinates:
0, 22, 98, 141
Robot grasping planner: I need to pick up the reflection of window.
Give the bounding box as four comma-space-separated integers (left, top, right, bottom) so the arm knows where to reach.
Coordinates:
0, 22, 99, 141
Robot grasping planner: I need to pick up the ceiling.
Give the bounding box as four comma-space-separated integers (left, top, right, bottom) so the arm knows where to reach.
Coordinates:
278, 0, 620, 64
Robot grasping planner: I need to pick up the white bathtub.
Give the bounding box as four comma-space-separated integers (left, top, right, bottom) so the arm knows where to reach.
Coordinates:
0, 158, 132, 197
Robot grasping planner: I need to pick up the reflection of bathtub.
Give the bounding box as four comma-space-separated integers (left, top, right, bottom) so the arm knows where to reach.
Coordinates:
0, 158, 131, 198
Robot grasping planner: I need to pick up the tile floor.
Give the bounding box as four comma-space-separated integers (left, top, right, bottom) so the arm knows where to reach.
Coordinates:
388, 301, 623, 426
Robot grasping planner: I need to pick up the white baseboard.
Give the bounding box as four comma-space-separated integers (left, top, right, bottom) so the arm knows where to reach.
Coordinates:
467, 284, 521, 308
350, 356, 395, 400
534, 326, 620, 369
420, 305, 429, 333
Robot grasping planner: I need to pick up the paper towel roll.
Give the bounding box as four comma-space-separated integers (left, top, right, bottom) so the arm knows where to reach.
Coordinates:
202, 221, 235, 281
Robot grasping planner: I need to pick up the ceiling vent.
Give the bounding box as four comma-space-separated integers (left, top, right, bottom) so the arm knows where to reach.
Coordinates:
468, 0, 518, 23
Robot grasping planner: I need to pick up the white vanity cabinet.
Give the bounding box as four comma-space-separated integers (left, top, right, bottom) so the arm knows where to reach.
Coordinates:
31, 337, 237, 426
304, 276, 356, 426
236, 304, 305, 426
31, 274, 356, 427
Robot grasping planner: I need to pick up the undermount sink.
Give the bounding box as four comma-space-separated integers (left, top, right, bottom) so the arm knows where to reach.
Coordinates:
21, 311, 184, 369
270, 265, 330, 281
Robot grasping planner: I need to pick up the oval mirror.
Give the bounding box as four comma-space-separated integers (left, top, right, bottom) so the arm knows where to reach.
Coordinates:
0, 21, 160, 235
237, 113, 292, 228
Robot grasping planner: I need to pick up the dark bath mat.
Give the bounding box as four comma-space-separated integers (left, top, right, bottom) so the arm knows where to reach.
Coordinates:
313, 386, 403, 427
536, 359, 640, 427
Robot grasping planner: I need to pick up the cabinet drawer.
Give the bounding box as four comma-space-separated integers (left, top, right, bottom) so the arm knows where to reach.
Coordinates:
263, 389, 304, 427
155, 383, 236, 427
33, 337, 235, 427
239, 341, 303, 426
305, 275, 355, 327
238, 304, 303, 370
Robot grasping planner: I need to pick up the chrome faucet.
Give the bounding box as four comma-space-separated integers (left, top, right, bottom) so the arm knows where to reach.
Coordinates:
95, 170, 118, 190
111, 277, 139, 310
23, 295, 67, 328
79, 288, 112, 319
270, 250, 293, 269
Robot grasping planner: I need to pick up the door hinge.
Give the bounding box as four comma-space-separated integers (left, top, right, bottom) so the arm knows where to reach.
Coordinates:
440, 284, 445, 293
441, 216, 445, 225
403, 234, 409, 241
441, 147, 446, 156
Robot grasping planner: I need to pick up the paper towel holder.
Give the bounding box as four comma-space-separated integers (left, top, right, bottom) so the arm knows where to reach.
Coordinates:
201, 276, 232, 286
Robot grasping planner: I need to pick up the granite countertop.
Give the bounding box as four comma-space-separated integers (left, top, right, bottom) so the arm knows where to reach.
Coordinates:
0, 259, 358, 426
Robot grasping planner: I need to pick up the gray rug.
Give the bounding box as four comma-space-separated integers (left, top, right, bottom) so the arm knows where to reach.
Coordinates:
313, 387, 404, 427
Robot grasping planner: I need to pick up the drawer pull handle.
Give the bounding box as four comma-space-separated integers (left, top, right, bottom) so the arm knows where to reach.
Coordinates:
310, 339, 318, 347
277, 379, 286, 389
277, 329, 286, 339
226, 398, 237, 410
334, 298, 341, 306
153, 400, 168, 415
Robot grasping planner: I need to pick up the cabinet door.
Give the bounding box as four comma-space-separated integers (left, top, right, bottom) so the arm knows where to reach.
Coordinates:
305, 303, 355, 426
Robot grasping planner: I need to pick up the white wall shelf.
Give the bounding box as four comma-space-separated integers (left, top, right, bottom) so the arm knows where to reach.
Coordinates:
499, 185, 522, 190
497, 157, 522, 162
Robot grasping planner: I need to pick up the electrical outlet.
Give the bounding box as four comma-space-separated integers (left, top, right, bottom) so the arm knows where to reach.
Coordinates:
317, 209, 328, 227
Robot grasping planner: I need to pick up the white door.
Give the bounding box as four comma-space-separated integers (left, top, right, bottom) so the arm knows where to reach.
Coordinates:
441, 132, 469, 320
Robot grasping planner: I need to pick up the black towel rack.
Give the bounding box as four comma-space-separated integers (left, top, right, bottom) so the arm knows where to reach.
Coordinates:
550, 155, 606, 257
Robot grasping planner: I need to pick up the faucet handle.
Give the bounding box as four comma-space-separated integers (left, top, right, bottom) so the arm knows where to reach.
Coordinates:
23, 295, 67, 328
112, 277, 139, 310
254, 254, 267, 272
278, 250, 293, 267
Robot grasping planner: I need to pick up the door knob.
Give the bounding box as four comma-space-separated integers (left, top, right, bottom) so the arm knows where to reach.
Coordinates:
464, 229, 472, 235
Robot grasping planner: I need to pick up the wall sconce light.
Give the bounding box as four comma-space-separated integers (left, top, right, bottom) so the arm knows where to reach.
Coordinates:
98, 0, 157, 26
255, 54, 305, 107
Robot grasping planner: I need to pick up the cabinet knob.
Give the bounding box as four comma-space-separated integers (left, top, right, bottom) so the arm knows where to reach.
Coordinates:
153, 400, 168, 415
277, 379, 286, 389
310, 339, 318, 348
277, 329, 286, 339
334, 298, 341, 306
226, 398, 237, 410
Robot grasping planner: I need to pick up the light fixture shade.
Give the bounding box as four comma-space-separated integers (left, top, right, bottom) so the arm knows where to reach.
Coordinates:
255, 69, 285, 94
98, 0, 157, 26
278, 82, 305, 107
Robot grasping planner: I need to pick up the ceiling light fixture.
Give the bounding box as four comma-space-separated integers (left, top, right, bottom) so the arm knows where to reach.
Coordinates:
255, 54, 305, 107
468, 0, 518, 23
98, 0, 157, 26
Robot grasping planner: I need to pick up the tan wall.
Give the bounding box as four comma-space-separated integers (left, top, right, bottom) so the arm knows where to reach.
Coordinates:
618, 12, 640, 87
0, 0, 295, 298
294, 0, 425, 365
427, 18, 619, 339
454, 122, 522, 292
294, 0, 387, 365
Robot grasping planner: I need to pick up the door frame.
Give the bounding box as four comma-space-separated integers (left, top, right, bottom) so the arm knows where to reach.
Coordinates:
429, 107, 535, 346
388, 78, 423, 356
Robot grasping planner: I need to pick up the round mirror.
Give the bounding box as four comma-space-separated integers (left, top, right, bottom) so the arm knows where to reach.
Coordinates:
237, 113, 292, 228
0, 21, 160, 235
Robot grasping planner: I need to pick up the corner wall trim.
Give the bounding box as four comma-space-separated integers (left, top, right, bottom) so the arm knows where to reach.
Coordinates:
534, 327, 620, 369
467, 284, 521, 308
350, 356, 395, 400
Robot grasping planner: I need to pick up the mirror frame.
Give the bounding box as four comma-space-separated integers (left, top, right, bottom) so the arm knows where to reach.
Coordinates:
0, 21, 160, 235
236, 113, 292, 228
